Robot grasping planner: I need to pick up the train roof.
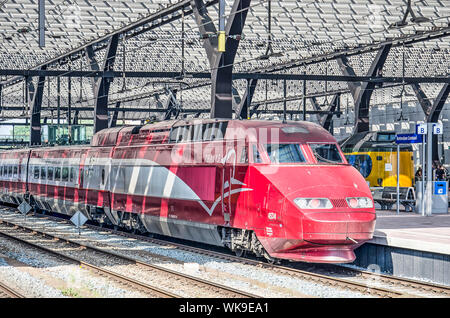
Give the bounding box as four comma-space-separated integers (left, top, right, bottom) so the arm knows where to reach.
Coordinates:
91, 119, 337, 147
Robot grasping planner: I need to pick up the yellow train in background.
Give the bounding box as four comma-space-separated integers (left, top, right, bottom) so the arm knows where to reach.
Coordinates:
340, 131, 415, 188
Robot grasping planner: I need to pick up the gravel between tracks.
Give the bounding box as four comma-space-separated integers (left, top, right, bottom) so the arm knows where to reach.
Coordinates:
0, 228, 149, 298
0, 208, 372, 298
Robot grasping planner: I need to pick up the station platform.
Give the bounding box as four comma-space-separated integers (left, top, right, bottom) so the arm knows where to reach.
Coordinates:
350, 208, 450, 286
371, 210, 450, 256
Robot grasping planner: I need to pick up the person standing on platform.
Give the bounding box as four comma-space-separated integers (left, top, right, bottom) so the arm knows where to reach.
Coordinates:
436, 163, 447, 181
415, 167, 423, 185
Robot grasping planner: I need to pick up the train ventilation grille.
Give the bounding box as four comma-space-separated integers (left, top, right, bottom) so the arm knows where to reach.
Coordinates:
331, 199, 348, 208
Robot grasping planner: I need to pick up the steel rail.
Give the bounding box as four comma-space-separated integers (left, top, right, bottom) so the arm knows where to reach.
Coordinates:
0, 281, 25, 298
83, 223, 422, 298
0, 222, 179, 298
29, 213, 404, 297
340, 265, 450, 298
0, 219, 257, 298
3, 207, 447, 298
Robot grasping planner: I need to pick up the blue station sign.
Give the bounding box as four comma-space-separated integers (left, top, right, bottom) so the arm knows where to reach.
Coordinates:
396, 133, 423, 144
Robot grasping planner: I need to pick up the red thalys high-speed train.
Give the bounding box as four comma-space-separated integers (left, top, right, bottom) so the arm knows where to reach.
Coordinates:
0, 119, 376, 263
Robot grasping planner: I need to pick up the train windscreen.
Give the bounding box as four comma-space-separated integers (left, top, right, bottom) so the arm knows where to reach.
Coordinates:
309, 143, 344, 164
264, 144, 306, 163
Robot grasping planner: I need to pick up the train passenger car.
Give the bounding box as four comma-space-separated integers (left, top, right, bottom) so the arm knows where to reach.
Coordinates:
0, 149, 30, 205
0, 119, 376, 264
341, 131, 414, 188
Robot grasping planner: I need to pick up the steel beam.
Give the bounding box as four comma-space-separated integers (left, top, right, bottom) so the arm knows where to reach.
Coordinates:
30, 66, 47, 146
85, 44, 100, 90
163, 88, 181, 120
412, 83, 450, 161
108, 101, 121, 128
260, 27, 450, 75
310, 94, 340, 133
94, 34, 119, 133
413, 83, 450, 161
192, 0, 251, 118
337, 44, 391, 133
428, 83, 450, 123
1, 0, 219, 88
411, 83, 433, 117
235, 79, 257, 119
1, 69, 449, 84
38, 0, 45, 47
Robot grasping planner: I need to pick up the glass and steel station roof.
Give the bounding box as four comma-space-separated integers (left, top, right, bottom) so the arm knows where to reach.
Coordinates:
0, 0, 448, 122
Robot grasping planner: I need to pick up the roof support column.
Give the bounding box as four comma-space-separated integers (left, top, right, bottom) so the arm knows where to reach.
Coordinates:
191, 0, 251, 118
310, 93, 341, 133
94, 34, 119, 133
109, 101, 121, 128
412, 83, 450, 161
337, 44, 391, 134
236, 78, 257, 119
0, 84, 2, 115
30, 66, 47, 146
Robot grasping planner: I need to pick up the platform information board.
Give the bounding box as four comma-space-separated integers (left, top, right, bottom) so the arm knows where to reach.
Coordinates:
395, 133, 422, 144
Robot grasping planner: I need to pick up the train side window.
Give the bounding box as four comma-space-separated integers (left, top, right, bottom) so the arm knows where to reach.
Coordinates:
8, 166, 12, 177
252, 145, 262, 163
40, 166, 47, 180
48, 167, 54, 181
80, 168, 84, 186
13, 166, 18, 178
193, 125, 202, 142
240, 146, 249, 164
55, 167, 61, 181
34, 166, 39, 179
101, 168, 105, 185
169, 127, 180, 143
203, 123, 212, 140
216, 122, 227, 140
62, 167, 69, 182
70, 167, 75, 183
180, 126, 192, 142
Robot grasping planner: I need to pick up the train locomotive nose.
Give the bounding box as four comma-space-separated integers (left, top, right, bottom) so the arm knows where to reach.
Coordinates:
255, 165, 376, 263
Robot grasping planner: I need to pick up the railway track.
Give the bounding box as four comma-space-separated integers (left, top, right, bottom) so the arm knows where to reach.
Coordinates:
0, 218, 257, 298
83, 220, 450, 298
0, 281, 25, 298
2, 207, 450, 298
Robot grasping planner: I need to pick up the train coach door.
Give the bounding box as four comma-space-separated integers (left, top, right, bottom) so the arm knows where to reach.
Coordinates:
225, 164, 233, 225
220, 148, 237, 226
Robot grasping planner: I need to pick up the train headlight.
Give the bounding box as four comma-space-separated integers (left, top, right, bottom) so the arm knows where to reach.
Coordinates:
294, 198, 333, 210
346, 197, 373, 209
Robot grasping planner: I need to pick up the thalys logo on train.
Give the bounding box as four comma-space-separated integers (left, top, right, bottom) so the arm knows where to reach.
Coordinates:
162, 148, 253, 216
199, 149, 253, 216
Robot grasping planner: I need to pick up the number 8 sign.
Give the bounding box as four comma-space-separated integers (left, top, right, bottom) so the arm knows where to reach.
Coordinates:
433, 123, 443, 135
417, 123, 427, 135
